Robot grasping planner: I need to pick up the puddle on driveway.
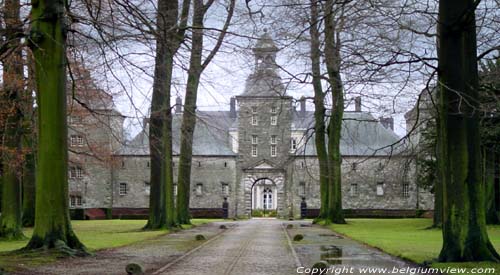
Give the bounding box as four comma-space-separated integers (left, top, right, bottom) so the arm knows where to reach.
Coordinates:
320, 245, 343, 265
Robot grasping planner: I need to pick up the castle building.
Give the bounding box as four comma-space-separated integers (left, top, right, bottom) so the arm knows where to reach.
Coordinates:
68, 33, 433, 219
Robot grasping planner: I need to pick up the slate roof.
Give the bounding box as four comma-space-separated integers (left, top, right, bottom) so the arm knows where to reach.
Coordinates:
294, 111, 406, 156
117, 111, 237, 156
118, 110, 404, 157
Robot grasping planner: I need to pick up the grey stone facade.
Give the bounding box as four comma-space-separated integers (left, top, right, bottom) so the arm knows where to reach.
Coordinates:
68, 33, 433, 219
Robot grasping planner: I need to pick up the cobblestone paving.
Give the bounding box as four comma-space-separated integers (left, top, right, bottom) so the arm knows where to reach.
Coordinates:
157, 218, 297, 275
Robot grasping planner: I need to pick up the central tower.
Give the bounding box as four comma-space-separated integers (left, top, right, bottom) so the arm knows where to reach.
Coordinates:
235, 31, 293, 218
236, 31, 293, 169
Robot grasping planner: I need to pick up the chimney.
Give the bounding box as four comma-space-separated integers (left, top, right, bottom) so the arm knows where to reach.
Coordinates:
229, 97, 236, 118
379, 116, 394, 131
354, 96, 362, 112
299, 96, 306, 117
175, 96, 182, 114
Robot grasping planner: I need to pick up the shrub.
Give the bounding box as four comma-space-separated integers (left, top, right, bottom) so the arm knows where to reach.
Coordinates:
195, 234, 206, 241
293, 234, 304, 241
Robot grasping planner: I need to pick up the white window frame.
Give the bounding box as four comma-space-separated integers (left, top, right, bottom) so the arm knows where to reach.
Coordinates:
376, 182, 384, 196
402, 183, 410, 198
119, 182, 128, 195
270, 144, 277, 157
251, 144, 258, 157
270, 115, 277, 125
251, 115, 258, 125
270, 135, 277, 144
271, 106, 277, 114
252, 135, 258, 144
196, 183, 203, 196
251, 106, 258, 114
350, 183, 358, 197
290, 138, 297, 151
69, 166, 83, 179
70, 135, 84, 147
222, 183, 229, 195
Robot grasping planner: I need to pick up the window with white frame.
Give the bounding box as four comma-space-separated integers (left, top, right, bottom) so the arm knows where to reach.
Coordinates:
271, 106, 277, 114
252, 135, 258, 144
251, 115, 258, 125
350, 183, 358, 196
69, 115, 83, 125
69, 166, 83, 179
290, 138, 297, 151
119, 182, 128, 195
70, 135, 84, 147
376, 182, 384, 196
299, 182, 306, 196
222, 183, 229, 195
402, 183, 410, 198
196, 183, 203, 196
69, 195, 83, 207
251, 145, 258, 157
270, 115, 277, 125
251, 106, 257, 113
270, 135, 277, 144
270, 145, 277, 157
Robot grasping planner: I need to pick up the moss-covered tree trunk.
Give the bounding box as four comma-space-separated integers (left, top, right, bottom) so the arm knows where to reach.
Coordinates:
437, 0, 500, 262
176, 0, 204, 225
433, 172, 443, 228
145, 0, 183, 230
484, 151, 498, 224
22, 52, 37, 228
176, 0, 234, 225
24, 0, 86, 254
0, 0, 25, 240
309, 0, 329, 220
323, 0, 345, 224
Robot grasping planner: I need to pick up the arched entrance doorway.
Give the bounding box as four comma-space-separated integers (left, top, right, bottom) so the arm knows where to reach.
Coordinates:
251, 178, 277, 217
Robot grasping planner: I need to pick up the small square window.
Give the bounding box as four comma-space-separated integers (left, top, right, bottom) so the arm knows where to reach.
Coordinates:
271, 106, 277, 113
69, 166, 83, 179
251, 106, 257, 113
352, 162, 358, 171
70, 135, 84, 147
119, 183, 128, 195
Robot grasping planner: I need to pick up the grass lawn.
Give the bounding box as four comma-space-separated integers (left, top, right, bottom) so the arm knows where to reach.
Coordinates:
329, 219, 500, 274
0, 218, 221, 253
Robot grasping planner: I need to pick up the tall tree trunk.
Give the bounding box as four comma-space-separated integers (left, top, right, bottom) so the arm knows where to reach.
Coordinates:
145, 0, 183, 230
24, 0, 86, 254
176, 0, 234, 224
22, 52, 37, 228
484, 151, 498, 224
176, 0, 204, 225
437, 0, 499, 262
0, 0, 25, 240
324, 0, 345, 224
433, 172, 443, 228
309, 0, 329, 220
